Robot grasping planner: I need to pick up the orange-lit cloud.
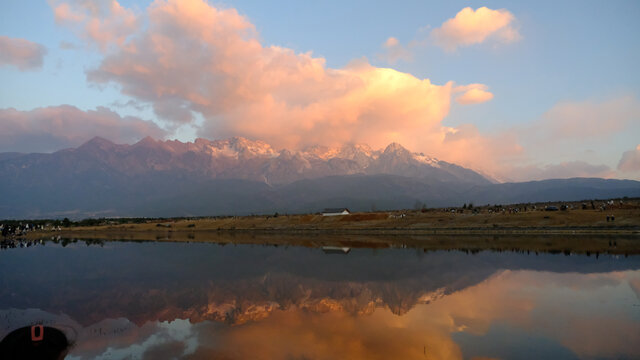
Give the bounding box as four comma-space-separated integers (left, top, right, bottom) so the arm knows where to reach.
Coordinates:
34, 1, 640, 181
203, 309, 463, 360
0, 105, 166, 153
618, 145, 640, 172
0, 36, 47, 70
64, 0, 506, 173
440, 123, 523, 180
50, 0, 138, 51
79, 270, 640, 360
431, 7, 520, 51
21, 269, 638, 360
454, 84, 494, 105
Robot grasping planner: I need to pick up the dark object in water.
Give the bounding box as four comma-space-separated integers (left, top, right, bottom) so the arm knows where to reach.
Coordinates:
0, 325, 71, 359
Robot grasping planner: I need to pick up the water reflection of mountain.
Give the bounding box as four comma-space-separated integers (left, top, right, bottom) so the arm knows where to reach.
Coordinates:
1, 241, 638, 327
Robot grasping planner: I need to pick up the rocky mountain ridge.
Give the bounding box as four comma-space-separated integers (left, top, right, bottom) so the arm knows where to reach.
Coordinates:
2, 136, 491, 186
1, 137, 639, 218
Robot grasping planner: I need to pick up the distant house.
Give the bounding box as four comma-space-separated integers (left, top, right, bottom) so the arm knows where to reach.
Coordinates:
322, 208, 350, 216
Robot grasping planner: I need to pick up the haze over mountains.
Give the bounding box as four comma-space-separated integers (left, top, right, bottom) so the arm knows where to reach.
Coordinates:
1, 137, 639, 219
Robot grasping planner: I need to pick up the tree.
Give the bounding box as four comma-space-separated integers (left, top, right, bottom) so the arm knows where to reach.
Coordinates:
62, 218, 71, 227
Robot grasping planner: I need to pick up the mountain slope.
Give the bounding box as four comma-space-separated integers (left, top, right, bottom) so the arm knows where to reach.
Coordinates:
1, 137, 639, 218
463, 178, 640, 205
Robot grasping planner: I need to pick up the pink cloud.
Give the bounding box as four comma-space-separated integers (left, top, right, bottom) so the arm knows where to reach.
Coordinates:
78, 0, 509, 174
50, 0, 138, 51
49, 0, 638, 183
0, 105, 166, 153
442, 123, 523, 178
0, 36, 47, 71
431, 7, 520, 51
618, 145, 640, 173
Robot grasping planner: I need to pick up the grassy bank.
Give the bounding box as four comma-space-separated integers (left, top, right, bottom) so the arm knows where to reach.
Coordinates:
37, 207, 639, 234
21, 207, 639, 255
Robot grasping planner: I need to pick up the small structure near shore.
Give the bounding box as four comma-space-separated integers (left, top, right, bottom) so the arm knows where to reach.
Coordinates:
322, 208, 350, 216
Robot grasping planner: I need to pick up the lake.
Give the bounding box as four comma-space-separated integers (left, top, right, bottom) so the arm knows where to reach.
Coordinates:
1, 238, 639, 359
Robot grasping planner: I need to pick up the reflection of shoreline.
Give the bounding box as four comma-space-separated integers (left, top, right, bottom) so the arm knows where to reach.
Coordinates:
28, 232, 640, 254
3, 269, 640, 360
2, 241, 639, 330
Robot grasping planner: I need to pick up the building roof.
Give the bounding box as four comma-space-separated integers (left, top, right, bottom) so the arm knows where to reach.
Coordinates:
322, 208, 350, 213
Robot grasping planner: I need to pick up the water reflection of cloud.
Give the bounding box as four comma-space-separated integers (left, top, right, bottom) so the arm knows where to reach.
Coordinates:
50, 270, 640, 359
66, 319, 201, 360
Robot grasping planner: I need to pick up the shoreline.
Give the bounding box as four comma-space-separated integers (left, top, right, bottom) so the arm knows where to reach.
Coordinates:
13, 208, 640, 254
22, 227, 640, 255
33, 224, 640, 238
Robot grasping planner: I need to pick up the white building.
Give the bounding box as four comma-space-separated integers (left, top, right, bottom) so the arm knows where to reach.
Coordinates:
322, 208, 350, 216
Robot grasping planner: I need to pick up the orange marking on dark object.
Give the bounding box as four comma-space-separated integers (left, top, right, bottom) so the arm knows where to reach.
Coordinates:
31, 325, 44, 342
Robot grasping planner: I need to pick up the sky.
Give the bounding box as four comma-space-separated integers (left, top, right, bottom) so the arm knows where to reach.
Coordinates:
0, 0, 639, 181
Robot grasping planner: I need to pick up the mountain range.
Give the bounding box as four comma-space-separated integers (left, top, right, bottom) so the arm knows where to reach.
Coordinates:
1, 136, 639, 219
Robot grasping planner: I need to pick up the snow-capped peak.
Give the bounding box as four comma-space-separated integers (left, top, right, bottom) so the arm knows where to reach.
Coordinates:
207, 137, 278, 159
413, 153, 440, 167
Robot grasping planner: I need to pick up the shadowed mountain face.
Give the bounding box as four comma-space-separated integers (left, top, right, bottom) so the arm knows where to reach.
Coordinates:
1, 137, 639, 218
0, 136, 488, 185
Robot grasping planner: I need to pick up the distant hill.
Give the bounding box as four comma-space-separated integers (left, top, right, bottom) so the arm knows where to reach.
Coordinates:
1, 137, 639, 218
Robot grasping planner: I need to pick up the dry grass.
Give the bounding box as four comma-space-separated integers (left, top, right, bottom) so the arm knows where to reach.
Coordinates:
30, 207, 640, 237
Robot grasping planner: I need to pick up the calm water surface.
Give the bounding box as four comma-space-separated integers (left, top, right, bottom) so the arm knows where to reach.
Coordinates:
1, 239, 639, 359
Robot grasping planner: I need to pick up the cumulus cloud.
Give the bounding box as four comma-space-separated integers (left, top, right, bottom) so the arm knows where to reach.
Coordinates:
431, 7, 520, 51
0, 105, 166, 153
618, 145, 640, 172
50, 0, 139, 51
0, 36, 47, 70
77, 0, 503, 166
376, 37, 412, 64
454, 84, 494, 105
46, 0, 637, 182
